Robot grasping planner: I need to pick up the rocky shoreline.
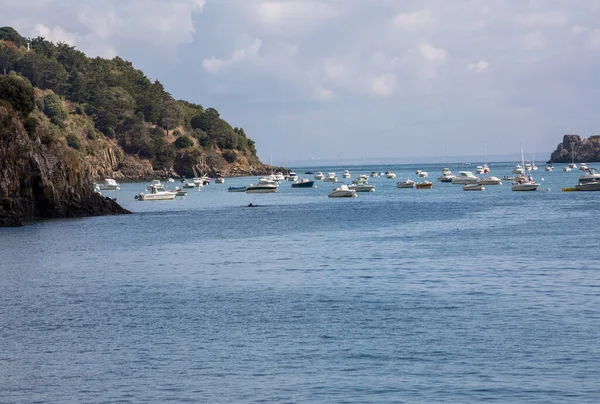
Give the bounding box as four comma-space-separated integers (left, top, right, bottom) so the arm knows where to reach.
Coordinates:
0, 106, 131, 227
549, 134, 600, 164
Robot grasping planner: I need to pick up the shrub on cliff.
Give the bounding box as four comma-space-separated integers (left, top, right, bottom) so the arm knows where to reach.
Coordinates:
174, 135, 194, 149
0, 74, 35, 118
222, 149, 237, 163
41, 92, 67, 125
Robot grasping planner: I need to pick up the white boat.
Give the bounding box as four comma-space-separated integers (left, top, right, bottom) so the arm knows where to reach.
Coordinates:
576, 181, 600, 191
323, 172, 338, 182
463, 183, 485, 191
415, 169, 422, 175
147, 179, 163, 190
569, 163, 577, 169
348, 183, 375, 192
245, 178, 278, 193
578, 167, 600, 183
358, 174, 369, 181
512, 143, 539, 191
135, 185, 177, 201
342, 170, 351, 179
167, 178, 175, 183
418, 171, 428, 178
97, 178, 120, 191
512, 164, 524, 174
370, 172, 379, 177
314, 172, 324, 180
182, 181, 196, 189
545, 165, 553, 172
286, 172, 298, 181
385, 171, 396, 179
475, 165, 485, 174
477, 176, 502, 185
397, 179, 415, 188
531, 154, 538, 170
328, 183, 357, 198
173, 187, 187, 196
451, 171, 479, 184
215, 177, 225, 184
563, 165, 572, 172
438, 168, 456, 182
512, 176, 539, 191
274, 172, 286, 181
579, 163, 588, 171
415, 181, 434, 189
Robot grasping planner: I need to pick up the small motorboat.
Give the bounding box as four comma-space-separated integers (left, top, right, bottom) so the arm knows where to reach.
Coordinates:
397, 179, 415, 188
135, 185, 177, 201
246, 178, 278, 193
418, 171, 428, 178
463, 183, 485, 191
415, 181, 434, 189
477, 176, 502, 185
173, 187, 188, 196
323, 172, 338, 182
342, 170, 351, 178
385, 171, 396, 179
348, 183, 375, 192
291, 179, 315, 188
228, 186, 247, 192
328, 183, 357, 198
96, 178, 120, 191
575, 181, 600, 191
215, 177, 225, 184
314, 172, 324, 180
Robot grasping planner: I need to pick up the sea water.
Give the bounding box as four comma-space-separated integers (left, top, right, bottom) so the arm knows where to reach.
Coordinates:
1, 162, 600, 403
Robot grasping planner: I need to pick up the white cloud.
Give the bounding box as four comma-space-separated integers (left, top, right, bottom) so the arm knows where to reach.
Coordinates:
572, 25, 590, 35
257, 1, 334, 29
418, 42, 447, 78
31, 24, 77, 45
467, 60, 489, 72
587, 29, 600, 49
393, 10, 434, 31
523, 31, 545, 49
202, 38, 263, 73
371, 74, 397, 97
517, 11, 567, 27
314, 86, 335, 100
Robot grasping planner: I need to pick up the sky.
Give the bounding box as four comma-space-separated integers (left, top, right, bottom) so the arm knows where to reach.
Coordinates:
2, 0, 600, 164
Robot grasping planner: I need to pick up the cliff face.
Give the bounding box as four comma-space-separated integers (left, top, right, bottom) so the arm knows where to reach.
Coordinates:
0, 106, 130, 227
550, 134, 600, 163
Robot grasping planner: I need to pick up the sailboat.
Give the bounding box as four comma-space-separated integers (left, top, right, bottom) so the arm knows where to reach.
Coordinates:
568, 143, 577, 169
512, 143, 539, 191
476, 142, 490, 174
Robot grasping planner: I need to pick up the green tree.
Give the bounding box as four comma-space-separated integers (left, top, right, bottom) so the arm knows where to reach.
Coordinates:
0, 74, 35, 118
160, 99, 183, 131
41, 92, 67, 125
0, 41, 21, 75
0, 27, 27, 47
174, 135, 194, 149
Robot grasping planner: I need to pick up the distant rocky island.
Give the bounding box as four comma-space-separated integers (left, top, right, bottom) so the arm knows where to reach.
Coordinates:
0, 27, 279, 226
549, 134, 600, 164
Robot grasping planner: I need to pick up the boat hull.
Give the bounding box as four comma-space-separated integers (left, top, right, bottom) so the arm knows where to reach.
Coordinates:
512, 183, 539, 191
576, 182, 600, 191
245, 186, 278, 193
291, 181, 314, 188
228, 186, 247, 192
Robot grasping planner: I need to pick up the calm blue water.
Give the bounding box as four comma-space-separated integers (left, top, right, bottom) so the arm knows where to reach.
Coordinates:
2, 162, 600, 403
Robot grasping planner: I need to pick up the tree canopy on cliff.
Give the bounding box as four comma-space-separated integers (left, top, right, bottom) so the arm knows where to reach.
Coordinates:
0, 27, 258, 171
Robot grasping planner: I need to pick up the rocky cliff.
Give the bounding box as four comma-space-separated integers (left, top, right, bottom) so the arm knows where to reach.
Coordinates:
0, 106, 130, 227
549, 134, 600, 163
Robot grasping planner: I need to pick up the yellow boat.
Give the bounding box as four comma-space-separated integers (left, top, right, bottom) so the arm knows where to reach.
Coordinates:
561, 187, 579, 192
